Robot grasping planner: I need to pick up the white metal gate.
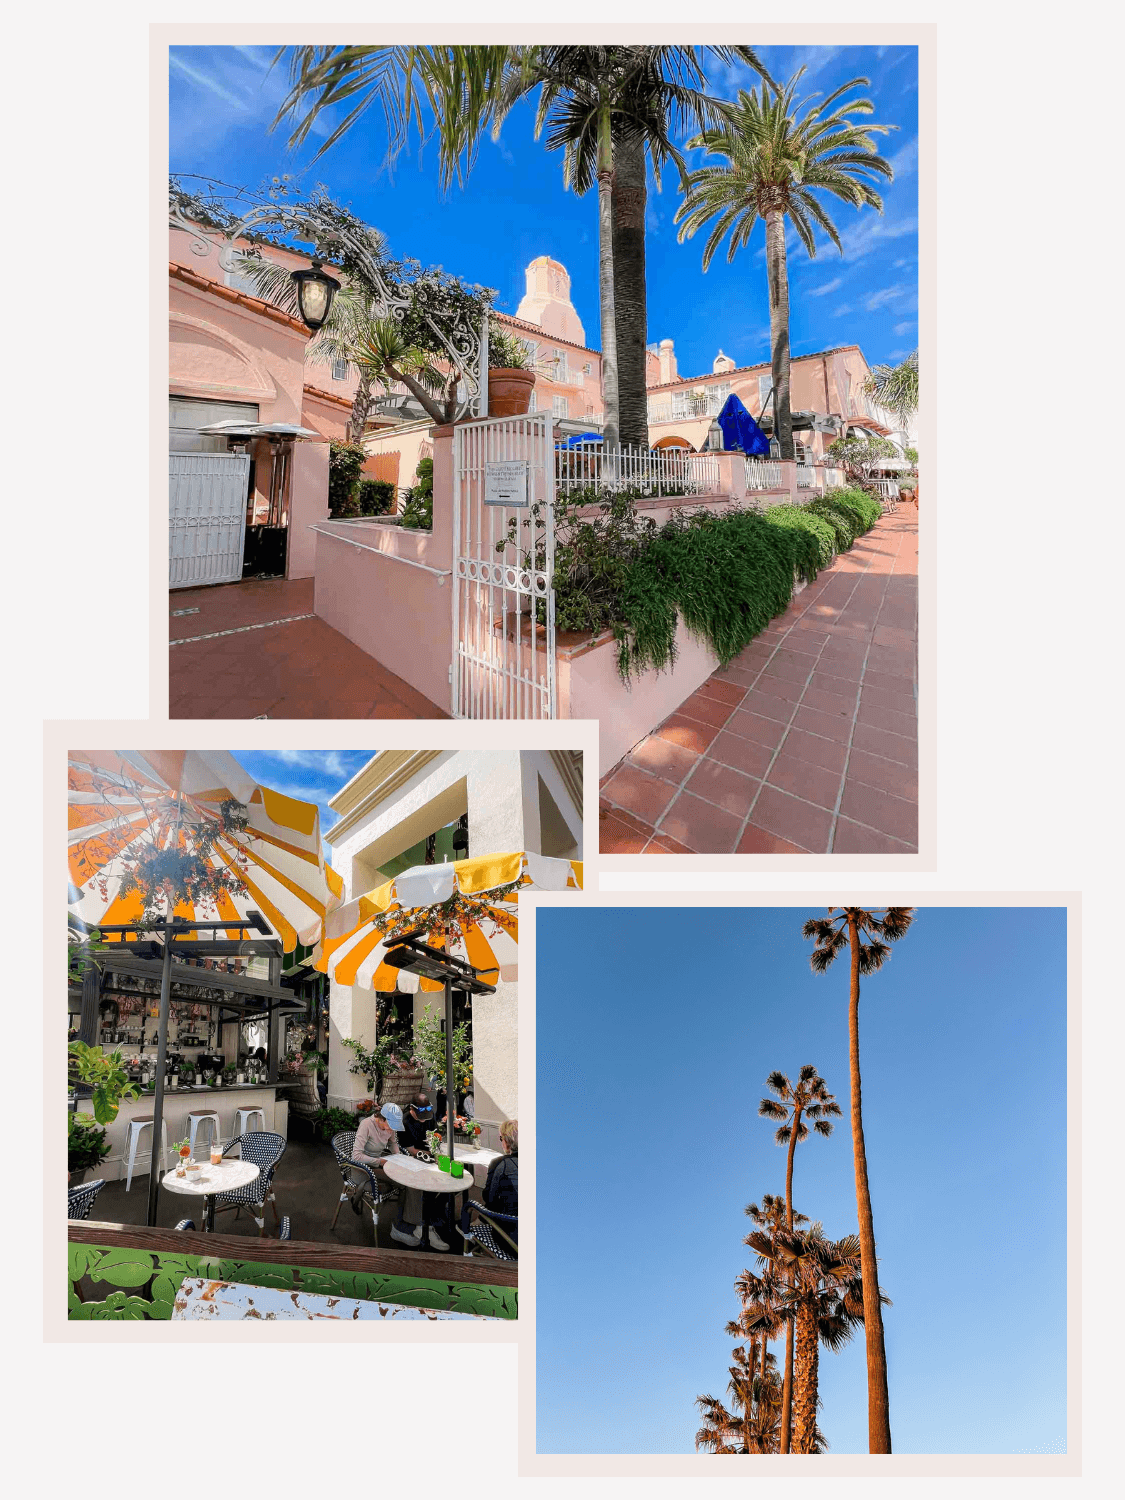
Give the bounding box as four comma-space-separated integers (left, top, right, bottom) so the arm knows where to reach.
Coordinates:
169, 452, 251, 588
452, 413, 556, 718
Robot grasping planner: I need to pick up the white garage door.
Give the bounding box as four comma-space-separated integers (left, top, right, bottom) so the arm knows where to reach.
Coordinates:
169, 452, 251, 588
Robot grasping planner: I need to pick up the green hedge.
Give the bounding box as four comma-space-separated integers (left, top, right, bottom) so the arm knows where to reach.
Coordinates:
762, 505, 837, 570
615, 508, 808, 681
807, 499, 856, 550
358, 478, 395, 516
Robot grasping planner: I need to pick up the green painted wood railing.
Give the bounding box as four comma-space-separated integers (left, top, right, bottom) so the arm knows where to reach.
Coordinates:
68, 1242, 517, 1320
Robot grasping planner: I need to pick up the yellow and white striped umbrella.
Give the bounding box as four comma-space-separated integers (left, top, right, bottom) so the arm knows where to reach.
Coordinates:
317, 851, 582, 991
67, 750, 343, 950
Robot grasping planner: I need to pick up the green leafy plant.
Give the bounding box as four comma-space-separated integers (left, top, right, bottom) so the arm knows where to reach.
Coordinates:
488, 326, 535, 370
825, 436, 899, 490
312, 1105, 360, 1141
68, 1042, 140, 1125
68, 1115, 110, 1173
342, 1022, 415, 1099
762, 504, 837, 570
413, 1002, 473, 1092
400, 457, 434, 530
172, 1137, 191, 1158
329, 440, 366, 517
358, 477, 395, 515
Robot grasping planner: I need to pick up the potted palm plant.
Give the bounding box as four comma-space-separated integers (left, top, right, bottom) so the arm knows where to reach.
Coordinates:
488, 328, 536, 417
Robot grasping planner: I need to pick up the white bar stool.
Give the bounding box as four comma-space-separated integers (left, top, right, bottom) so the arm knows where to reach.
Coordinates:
187, 1110, 222, 1158
233, 1108, 266, 1154
123, 1116, 170, 1192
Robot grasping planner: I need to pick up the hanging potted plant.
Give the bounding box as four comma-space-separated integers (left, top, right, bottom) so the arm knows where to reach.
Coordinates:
487, 328, 536, 418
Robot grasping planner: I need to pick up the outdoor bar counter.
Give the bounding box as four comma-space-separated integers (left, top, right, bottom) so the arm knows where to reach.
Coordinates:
79, 1085, 284, 1183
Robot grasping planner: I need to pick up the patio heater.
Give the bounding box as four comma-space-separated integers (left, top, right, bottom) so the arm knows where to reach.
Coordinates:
380, 929, 496, 1162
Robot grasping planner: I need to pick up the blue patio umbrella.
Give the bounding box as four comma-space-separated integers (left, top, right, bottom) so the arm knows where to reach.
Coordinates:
716, 394, 770, 456
558, 432, 603, 448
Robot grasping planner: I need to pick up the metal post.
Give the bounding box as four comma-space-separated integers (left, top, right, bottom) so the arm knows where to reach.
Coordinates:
78, 954, 101, 1047
445, 978, 455, 1163
145, 914, 174, 1228
479, 308, 489, 420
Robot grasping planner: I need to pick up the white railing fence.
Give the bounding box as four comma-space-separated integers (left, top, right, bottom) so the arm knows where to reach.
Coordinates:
870, 478, 901, 500
556, 442, 719, 499
647, 391, 727, 425
744, 457, 783, 491
796, 463, 818, 490
823, 467, 846, 488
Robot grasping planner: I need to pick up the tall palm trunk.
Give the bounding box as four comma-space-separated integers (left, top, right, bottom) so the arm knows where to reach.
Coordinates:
791, 1298, 820, 1455
779, 1106, 802, 1454
611, 129, 649, 449
595, 107, 620, 453
847, 913, 893, 1453
764, 206, 793, 460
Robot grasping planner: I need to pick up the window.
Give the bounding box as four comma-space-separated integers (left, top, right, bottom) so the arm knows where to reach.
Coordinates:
552, 395, 569, 418
582, 362, 592, 375
522, 339, 539, 362
528, 390, 538, 412
758, 373, 773, 409
331, 358, 348, 381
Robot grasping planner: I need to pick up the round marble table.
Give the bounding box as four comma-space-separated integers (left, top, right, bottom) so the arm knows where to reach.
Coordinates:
161, 1159, 259, 1232
382, 1154, 478, 1251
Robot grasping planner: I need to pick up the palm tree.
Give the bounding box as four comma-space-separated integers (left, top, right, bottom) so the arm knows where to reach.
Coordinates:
802, 907, 914, 1453
758, 1067, 841, 1452
231, 254, 451, 430
747, 1223, 881, 1454
270, 45, 771, 450
696, 1343, 785, 1453
864, 348, 919, 428
675, 71, 894, 459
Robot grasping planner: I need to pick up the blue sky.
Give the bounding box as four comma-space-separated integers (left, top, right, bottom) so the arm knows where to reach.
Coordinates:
169, 44, 917, 377
536, 907, 1067, 1456
234, 749, 372, 832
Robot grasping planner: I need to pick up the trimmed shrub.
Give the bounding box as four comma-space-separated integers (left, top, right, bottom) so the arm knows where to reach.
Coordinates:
358, 478, 395, 516
762, 504, 837, 571
807, 499, 856, 550
400, 457, 434, 530
328, 440, 366, 518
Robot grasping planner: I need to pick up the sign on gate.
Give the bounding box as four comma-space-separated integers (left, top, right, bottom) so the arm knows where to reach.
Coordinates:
452, 414, 557, 718
484, 460, 529, 508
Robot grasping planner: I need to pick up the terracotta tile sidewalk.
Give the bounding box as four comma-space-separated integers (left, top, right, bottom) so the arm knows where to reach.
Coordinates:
600, 505, 918, 854
170, 577, 447, 720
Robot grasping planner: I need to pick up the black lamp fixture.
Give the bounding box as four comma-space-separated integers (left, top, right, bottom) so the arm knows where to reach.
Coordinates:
290, 258, 340, 332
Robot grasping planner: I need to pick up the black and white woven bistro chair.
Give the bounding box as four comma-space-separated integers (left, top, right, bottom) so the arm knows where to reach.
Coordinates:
329, 1130, 397, 1242
457, 1201, 518, 1262
67, 1179, 106, 1221
212, 1131, 285, 1236
174, 1218, 196, 1231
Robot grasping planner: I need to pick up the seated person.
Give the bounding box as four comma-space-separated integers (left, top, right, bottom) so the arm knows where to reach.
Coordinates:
461, 1117, 518, 1248
349, 1102, 402, 1211
390, 1093, 449, 1253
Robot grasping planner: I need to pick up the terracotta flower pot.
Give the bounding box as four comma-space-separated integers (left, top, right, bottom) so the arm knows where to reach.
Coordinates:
488, 368, 536, 418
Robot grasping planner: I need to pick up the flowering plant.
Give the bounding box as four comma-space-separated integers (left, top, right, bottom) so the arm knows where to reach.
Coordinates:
427, 1129, 444, 1157
172, 1137, 191, 1158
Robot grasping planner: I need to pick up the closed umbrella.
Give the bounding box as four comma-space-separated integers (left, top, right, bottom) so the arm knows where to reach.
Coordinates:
67, 750, 341, 1224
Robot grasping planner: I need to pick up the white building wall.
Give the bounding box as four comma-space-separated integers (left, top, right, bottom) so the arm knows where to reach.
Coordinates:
325, 751, 581, 1118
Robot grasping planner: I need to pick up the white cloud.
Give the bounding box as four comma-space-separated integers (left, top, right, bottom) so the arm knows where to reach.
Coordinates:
170, 45, 333, 159
893, 320, 915, 336
832, 303, 852, 317
270, 749, 356, 780
838, 214, 918, 262
888, 138, 918, 178
807, 277, 843, 297
864, 283, 909, 312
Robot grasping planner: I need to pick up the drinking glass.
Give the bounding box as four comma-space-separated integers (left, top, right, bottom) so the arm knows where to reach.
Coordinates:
438, 1154, 451, 1172
210, 1142, 223, 1167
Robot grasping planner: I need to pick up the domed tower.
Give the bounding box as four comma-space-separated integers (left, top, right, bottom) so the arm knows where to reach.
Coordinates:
516, 256, 586, 346
713, 349, 736, 375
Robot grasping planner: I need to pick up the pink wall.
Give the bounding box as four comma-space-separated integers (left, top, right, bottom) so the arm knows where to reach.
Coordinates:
312, 531, 452, 709
288, 441, 330, 580
169, 278, 305, 421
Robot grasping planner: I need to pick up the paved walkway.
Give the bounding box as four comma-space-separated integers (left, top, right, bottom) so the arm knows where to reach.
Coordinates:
170, 578, 447, 720
599, 505, 918, 853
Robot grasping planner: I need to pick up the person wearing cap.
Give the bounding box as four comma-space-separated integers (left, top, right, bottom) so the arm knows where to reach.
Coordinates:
389, 1092, 450, 1252
349, 1102, 402, 1213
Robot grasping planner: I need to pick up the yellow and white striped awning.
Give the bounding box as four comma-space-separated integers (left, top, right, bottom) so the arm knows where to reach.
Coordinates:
67, 750, 342, 950
317, 851, 582, 992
